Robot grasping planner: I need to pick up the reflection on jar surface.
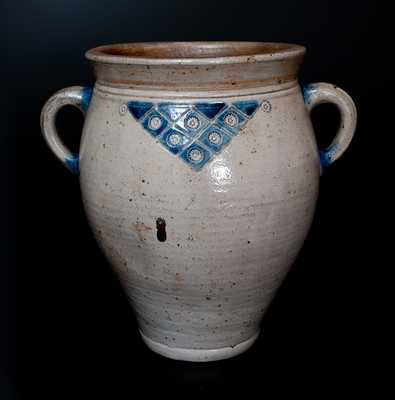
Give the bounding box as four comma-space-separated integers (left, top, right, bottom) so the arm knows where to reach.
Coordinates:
209, 156, 233, 193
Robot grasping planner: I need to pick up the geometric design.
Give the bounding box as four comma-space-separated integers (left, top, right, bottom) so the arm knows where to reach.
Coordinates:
175, 110, 209, 136
157, 103, 190, 121
127, 99, 262, 171
159, 128, 191, 155
233, 100, 261, 116
260, 100, 272, 113
141, 110, 169, 137
179, 143, 212, 171
199, 124, 232, 153
216, 106, 249, 134
127, 101, 153, 120
195, 102, 226, 119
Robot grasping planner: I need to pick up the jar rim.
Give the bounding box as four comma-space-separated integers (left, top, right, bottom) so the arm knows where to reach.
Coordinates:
85, 41, 306, 66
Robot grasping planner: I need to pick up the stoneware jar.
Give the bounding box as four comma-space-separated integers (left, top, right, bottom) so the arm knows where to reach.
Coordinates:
40, 42, 357, 362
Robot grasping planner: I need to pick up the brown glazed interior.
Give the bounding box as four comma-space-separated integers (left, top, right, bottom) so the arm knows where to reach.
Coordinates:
88, 42, 299, 60
85, 42, 305, 90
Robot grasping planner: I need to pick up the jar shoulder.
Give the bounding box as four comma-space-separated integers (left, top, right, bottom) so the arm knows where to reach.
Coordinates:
80, 84, 320, 191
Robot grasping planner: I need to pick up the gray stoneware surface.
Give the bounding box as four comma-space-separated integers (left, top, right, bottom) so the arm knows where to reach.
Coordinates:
40, 42, 357, 361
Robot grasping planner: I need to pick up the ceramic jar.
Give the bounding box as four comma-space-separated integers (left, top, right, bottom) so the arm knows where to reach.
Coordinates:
40, 42, 357, 361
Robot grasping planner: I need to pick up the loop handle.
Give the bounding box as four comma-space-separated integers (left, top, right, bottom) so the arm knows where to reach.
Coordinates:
40, 86, 92, 174
303, 83, 357, 168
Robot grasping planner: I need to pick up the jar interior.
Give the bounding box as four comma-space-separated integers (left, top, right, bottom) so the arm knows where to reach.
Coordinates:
95, 42, 296, 59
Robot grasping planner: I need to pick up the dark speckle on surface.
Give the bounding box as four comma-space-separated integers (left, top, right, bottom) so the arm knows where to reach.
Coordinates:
156, 218, 167, 242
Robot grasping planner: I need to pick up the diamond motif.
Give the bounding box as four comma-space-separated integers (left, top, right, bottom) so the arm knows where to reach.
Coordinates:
199, 125, 232, 153
127, 99, 264, 171
157, 103, 190, 121
159, 128, 191, 155
194, 102, 226, 119
180, 143, 213, 171
175, 110, 209, 136
142, 110, 169, 137
127, 101, 153, 120
233, 100, 260, 117
216, 106, 248, 134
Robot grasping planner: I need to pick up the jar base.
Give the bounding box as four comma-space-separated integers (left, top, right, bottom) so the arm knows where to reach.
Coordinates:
139, 330, 260, 362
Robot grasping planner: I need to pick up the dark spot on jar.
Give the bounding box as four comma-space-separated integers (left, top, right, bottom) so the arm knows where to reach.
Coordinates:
156, 217, 167, 242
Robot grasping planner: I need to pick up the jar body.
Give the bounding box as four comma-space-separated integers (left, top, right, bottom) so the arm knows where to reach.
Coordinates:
79, 81, 320, 360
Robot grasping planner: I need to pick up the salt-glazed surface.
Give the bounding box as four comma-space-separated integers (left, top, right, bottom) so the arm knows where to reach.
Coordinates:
41, 42, 357, 361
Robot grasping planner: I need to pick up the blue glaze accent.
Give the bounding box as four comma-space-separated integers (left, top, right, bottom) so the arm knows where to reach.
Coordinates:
128, 101, 154, 120
157, 103, 189, 121
195, 102, 226, 119
65, 154, 80, 175
180, 143, 213, 171
127, 100, 262, 171
199, 125, 232, 153
81, 87, 93, 112
216, 106, 248, 134
319, 144, 338, 168
302, 83, 319, 105
141, 110, 169, 137
233, 100, 260, 116
175, 110, 209, 136
159, 128, 191, 155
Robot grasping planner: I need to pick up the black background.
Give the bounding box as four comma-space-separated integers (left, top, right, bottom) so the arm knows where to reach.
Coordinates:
2, 0, 389, 398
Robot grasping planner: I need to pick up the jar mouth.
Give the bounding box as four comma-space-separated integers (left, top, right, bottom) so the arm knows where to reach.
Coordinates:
85, 41, 305, 65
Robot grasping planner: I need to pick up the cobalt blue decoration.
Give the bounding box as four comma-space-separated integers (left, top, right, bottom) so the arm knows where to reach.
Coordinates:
194, 102, 226, 119
65, 153, 80, 175
233, 100, 260, 116
127, 99, 262, 170
141, 110, 169, 137
159, 128, 191, 155
128, 101, 154, 120
81, 87, 93, 113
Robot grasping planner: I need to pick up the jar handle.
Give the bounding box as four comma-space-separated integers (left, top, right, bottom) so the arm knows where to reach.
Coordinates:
303, 83, 357, 168
40, 86, 92, 175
